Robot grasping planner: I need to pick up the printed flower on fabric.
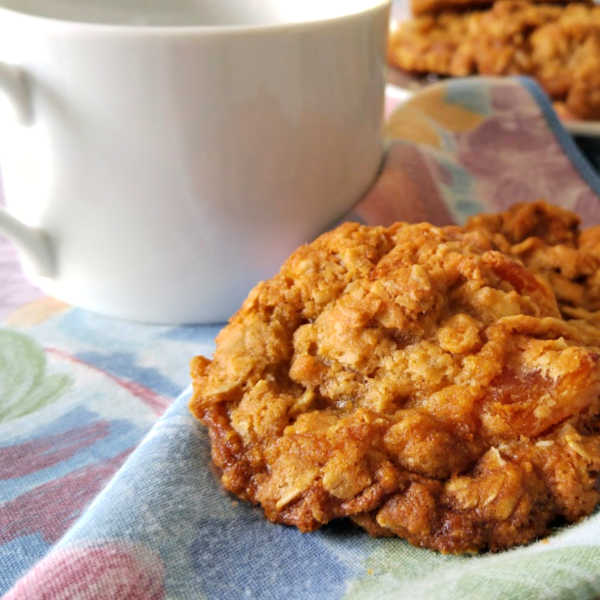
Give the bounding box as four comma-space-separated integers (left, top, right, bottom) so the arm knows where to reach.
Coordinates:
386, 83, 486, 148
0, 327, 167, 593
455, 83, 600, 222
4, 542, 165, 600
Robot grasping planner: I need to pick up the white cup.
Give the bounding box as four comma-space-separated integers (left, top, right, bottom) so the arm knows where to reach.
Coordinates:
0, 0, 389, 323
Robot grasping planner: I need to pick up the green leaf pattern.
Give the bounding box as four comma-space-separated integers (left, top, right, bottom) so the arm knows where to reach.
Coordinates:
0, 329, 72, 423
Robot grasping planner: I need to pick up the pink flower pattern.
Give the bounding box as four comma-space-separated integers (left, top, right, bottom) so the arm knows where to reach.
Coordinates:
0, 423, 110, 480
456, 84, 600, 223
0, 449, 131, 545
4, 543, 165, 600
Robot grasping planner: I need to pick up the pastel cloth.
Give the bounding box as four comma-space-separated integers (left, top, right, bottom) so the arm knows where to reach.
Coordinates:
2, 77, 600, 600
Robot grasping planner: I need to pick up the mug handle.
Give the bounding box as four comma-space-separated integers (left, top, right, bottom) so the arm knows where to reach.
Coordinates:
0, 62, 54, 276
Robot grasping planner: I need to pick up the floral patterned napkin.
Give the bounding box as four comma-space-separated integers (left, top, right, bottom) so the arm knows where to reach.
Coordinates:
2, 77, 600, 599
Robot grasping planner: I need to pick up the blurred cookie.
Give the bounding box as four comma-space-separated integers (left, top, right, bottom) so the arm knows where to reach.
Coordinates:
410, 0, 582, 16
388, 1, 600, 119
412, 0, 490, 17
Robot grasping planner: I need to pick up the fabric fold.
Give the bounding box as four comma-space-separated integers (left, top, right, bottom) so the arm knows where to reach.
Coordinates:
3, 76, 600, 599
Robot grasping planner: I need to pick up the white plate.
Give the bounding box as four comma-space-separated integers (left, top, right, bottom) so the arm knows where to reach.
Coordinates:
563, 119, 600, 138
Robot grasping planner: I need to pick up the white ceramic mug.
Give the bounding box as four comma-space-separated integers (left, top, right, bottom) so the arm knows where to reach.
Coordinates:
0, 0, 389, 323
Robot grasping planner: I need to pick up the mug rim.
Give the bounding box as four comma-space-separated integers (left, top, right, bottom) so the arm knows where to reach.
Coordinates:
0, 0, 390, 35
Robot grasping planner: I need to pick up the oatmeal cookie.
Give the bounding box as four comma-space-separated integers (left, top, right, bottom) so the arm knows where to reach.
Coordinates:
387, 11, 479, 76
190, 202, 600, 553
466, 201, 600, 318
530, 11, 600, 120
388, 1, 600, 120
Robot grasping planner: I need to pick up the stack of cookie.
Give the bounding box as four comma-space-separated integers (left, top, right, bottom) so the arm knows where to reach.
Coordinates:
388, 0, 600, 120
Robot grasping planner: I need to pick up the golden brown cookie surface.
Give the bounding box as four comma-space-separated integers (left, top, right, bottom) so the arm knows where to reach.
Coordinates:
190, 202, 600, 553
